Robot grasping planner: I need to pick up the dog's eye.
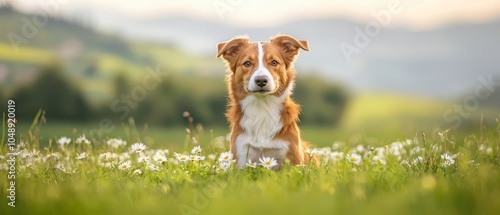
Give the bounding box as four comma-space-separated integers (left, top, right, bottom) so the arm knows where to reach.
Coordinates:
243, 61, 252, 67
271, 60, 279, 66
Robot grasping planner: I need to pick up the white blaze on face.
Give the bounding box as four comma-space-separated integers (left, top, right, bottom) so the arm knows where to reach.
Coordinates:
248, 42, 276, 93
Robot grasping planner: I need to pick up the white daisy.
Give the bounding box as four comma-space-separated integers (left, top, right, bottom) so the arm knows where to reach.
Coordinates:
76, 152, 88, 160
131, 143, 147, 153
219, 161, 232, 172
133, 169, 143, 175
106, 138, 127, 148
413, 156, 423, 164
259, 157, 278, 169
441, 153, 455, 167
401, 160, 411, 167
57, 137, 71, 146
148, 163, 160, 171
191, 155, 205, 162
218, 151, 233, 163
246, 159, 257, 168
191, 145, 202, 154
75, 135, 91, 144
118, 161, 131, 170
371, 155, 386, 165
153, 153, 167, 164
175, 153, 190, 163
330, 152, 344, 162
137, 155, 150, 163
346, 153, 362, 165
305, 148, 317, 156
119, 153, 130, 162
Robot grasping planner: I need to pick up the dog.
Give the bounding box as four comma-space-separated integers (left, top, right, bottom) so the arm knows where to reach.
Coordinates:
216, 34, 316, 170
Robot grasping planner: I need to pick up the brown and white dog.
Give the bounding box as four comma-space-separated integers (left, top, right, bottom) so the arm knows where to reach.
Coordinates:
216, 35, 315, 170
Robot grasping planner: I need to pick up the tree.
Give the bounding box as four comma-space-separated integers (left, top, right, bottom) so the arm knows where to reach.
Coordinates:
12, 63, 90, 121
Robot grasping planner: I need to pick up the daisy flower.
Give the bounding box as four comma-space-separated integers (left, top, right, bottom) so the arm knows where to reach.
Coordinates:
346, 153, 362, 165
175, 153, 190, 163
441, 153, 455, 167
131, 143, 147, 153
208, 154, 217, 160
191, 155, 205, 162
191, 146, 202, 154
75, 135, 90, 144
57, 137, 71, 146
107, 138, 127, 148
246, 159, 257, 168
133, 169, 143, 175
330, 152, 344, 162
371, 155, 387, 166
413, 156, 423, 165
219, 161, 232, 172
218, 151, 234, 163
147, 164, 160, 171
259, 157, 278, 169
137, 155, 150, 163
118, 161, 131, 170
153, 153, 167, 164
76, 152, 88, 160
305, 148, 317, 156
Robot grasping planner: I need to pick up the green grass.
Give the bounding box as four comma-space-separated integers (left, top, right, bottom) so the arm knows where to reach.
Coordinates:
1, 118, 500, 215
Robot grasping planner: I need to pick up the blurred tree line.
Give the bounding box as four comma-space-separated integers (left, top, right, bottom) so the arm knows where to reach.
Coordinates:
1, 64, 348, 127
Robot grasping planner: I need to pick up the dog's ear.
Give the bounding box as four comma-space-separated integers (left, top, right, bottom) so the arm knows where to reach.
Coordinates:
270, 35, 309, 67
216, 37, 250, 63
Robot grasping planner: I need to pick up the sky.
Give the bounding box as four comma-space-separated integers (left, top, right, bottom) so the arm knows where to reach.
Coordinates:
10, 0, 500, 30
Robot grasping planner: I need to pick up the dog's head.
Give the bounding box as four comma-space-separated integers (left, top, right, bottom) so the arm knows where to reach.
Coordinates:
217, 35, 309, 97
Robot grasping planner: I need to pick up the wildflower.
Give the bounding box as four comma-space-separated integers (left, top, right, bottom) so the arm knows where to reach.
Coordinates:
118, 161, 131, 170
401, 160, 411, 168
76, 152, 88, 160
330, 152, 344, 162
76, 135, 91, 144
191, 146, 202, 154
218, 151, 233, 163
119, 153, 130, 162
441, 153, 455, 167
174, 153, 189, 163
356, 144, 365, 153
133, 169, 143, 175
413, 156, 423, 165
153, 153, 167, 164
148, 164, 160, 171
98, 152, 112, 162
305, 148, 317, 156
332, 141, 345, 150
259, 157, 278, 169
131, 143, 147, 153
137, 155, 150, 163
107, 138, 127, 148
246, 159, 257, 168
346, 153, 362, 165
208, 154, 217, 160
371, 155, 386, 165
219, 161, 232, 172
57, 137, 71, 146
191, 155, 205, 162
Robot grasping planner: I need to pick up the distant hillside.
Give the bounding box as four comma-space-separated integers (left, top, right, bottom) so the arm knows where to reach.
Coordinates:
0, 5, 134, 60
85, 11, 500, 99
0, 5, 223, 100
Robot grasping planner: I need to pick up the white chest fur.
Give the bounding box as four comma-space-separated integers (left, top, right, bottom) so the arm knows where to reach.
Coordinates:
235, 94, 290, 167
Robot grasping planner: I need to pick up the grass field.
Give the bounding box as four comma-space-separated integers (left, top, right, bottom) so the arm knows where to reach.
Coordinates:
1, 115, 500, 215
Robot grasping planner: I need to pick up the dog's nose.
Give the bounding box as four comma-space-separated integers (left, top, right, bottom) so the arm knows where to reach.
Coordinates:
254, 76, 268, 88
